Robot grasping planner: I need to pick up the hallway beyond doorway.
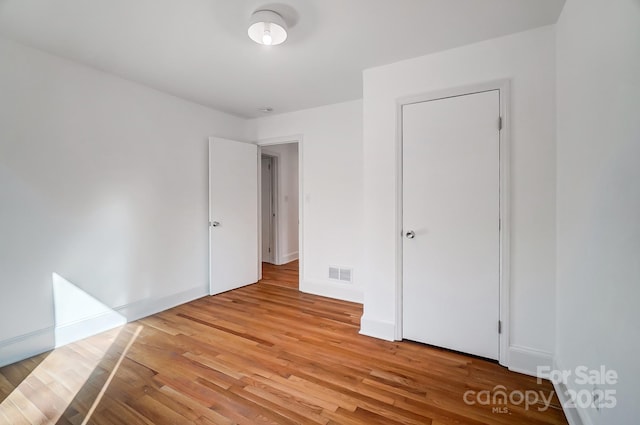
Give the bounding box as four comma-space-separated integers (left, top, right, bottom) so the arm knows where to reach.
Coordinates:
260, 260, 299, 289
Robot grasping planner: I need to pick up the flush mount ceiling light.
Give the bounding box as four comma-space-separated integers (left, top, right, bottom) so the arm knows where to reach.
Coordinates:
248, 10, 288, 46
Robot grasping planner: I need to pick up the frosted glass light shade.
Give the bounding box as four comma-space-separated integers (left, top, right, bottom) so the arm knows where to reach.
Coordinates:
248, 10, 288, 46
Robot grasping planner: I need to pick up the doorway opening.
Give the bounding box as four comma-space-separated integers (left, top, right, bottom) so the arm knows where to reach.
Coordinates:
258, 140, 301, 290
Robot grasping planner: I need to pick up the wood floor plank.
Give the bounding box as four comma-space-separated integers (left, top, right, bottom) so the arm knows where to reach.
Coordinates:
0, 260, 567, 424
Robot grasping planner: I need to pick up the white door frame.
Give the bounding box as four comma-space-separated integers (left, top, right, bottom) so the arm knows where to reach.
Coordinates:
256, 135, 303, 282
260, 153, 279, 265
395, 80, 511, 366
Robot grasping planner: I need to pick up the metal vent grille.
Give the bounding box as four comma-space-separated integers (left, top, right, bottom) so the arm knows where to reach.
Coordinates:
329, 266, 353, 283
339, 268, 352, 282
329, 267, 340, 280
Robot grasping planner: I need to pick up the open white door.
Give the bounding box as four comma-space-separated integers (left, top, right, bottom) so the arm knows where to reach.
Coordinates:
209, 137, 259, 295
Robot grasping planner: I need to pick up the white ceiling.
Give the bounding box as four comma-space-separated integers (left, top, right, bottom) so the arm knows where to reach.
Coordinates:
0, 0, 565, 118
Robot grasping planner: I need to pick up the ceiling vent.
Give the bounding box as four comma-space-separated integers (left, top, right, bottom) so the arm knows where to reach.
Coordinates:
329, 266, 353, 283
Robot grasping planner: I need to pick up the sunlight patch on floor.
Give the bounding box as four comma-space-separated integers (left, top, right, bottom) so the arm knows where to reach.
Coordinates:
0, 273, 140, 424
0, 327, 121, 423
0, 325, 142, 424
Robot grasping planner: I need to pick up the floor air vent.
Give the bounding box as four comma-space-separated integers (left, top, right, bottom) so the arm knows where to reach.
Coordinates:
329, 266, 353, 283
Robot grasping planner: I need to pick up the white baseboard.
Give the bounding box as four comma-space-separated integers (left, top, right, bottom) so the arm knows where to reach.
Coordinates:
552, 380, 587, 425
552, 358, 592, 425
55, 310, 126, 348
0, 326, 55, 368
359, 315, 396, 341
300, 279, 363, 303
508, 351, 589, 424
0, 285, 208, 368
279, 251, 299, 265
115, 286, 208, 322
507, 345, 554, 377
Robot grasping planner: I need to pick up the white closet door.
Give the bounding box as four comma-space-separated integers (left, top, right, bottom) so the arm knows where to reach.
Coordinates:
402, 90, 500, 360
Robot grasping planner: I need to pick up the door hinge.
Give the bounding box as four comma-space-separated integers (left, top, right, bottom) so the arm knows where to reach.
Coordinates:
498, 116, 503, 131
498, 320, 502, 334
268, 247, 271, 253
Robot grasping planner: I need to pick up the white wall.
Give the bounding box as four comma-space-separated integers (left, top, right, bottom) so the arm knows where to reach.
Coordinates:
556, 1, 640, 423
261, 143, 299, 264
249, 100, 364, 303
0, 36, 248, 366
361, 26, 557, 373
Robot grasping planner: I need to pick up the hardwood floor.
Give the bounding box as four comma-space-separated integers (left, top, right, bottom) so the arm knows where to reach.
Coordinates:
261, 261, 299, 289
0, 262, 567, 424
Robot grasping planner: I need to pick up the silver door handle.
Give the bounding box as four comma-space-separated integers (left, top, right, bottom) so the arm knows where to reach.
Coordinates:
210, 221, 220, 227
405, 230, 415, 239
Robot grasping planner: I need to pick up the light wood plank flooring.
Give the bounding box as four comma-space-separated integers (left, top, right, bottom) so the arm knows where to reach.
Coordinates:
0, 262, 567, 424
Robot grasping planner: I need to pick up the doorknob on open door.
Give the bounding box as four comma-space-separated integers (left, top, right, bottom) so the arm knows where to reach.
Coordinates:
405, 230, 416, 239
210, 221, 220, 227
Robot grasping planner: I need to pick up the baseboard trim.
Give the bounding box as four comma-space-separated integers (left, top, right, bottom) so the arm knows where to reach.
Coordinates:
508, 345, 553, 377
552, 358, 591, 425
54, 310, 126, 348
552, 380, 586, 425
0, 285, 208, 368
359, 316, 396, 341
301, 279, 363, 303
114, 286, 208, 322
279, 251, 299, 265
0, 326, 55, 368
